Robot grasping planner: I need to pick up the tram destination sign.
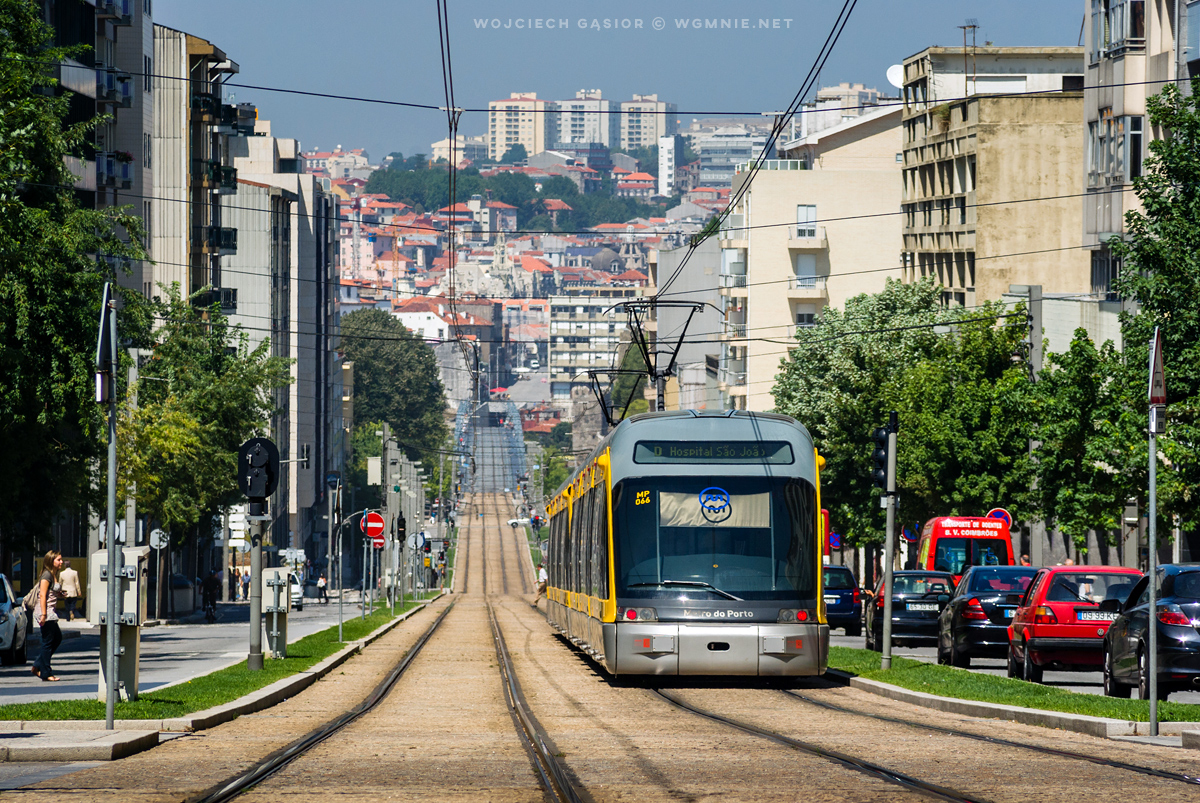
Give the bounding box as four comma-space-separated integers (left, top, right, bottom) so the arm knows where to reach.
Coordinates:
633, 441, 794, 465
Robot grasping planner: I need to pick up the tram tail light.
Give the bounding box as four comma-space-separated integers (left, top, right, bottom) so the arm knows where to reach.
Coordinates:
777, 609, 810, 623
618, 607, 657, 622
963, 598, 988, 620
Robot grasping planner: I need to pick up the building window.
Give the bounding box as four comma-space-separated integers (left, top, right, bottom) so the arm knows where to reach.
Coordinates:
796, 204, 817, 237
144, 56, 152, 92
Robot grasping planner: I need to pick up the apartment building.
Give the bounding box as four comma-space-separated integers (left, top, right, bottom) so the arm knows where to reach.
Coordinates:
152, 24, 253, 310
696, 126, 769, 187
619, 93, 678, 150
487, 93, 558, 161
430, 134, 488, 164
718, 106, 904, 412
899, 46, 1087, 305
231, 120, 342, 559
1084, 0, 1181, 296
557, 90, 619, 147
548, 286, 643, 400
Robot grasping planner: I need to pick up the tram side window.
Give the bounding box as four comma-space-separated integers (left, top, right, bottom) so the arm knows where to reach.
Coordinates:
581, 489, 594, 595
591, 483, 605, 597
571, 495, 584, 593
553, 511, 565, 588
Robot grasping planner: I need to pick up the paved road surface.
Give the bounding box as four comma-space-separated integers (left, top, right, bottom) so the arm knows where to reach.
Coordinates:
1, 596, 369, 705
829, 629, 1200, 703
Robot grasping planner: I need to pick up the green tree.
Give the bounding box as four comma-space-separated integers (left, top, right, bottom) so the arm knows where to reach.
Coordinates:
1029, 332, 1127, 548
1109, 80, 1200, 533
773, 279, 1031, 544
548, 421, 572, 451
500, 143, 528, 164
0, 0, 151, 548
118, 285, 292, 538
340, 309, 448, 462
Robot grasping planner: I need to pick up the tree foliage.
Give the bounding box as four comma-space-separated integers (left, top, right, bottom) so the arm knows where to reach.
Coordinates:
500, 143, 528, 164
339, 309, 448, 463
118, 286, 292, 539
0, 0, 151, 547
773, 279, 1033, 545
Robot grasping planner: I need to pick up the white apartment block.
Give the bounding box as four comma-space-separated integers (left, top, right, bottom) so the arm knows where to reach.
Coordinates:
488, 93, 558, 161
697, 126, 769, 187
430, 134, 488, 164
1084, 0, 1183, 297
556, 90, 619, 147
620, 94, 678, 150
718, 107, 904, 412
548, 287, 642, 400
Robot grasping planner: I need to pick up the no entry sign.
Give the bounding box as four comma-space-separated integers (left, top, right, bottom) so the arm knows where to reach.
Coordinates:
361, 511, 386, 547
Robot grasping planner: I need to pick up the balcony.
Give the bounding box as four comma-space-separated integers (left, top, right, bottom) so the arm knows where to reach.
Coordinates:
64, 155, 96, 192
721, 321, 747, 339
96, 0, 132, 25
787, 225, 827, 250
217, 103, 258, 136
96, 154, 133, 189
96, 68, 132, 108
191, 92, 220, 121
195, 159, 238, 193
719, 213, 748, 246
57, 59, 95, 98
718, 273, 747, 288
204, 226, 238, 256
786, 275, 828, 299
734, 159, 805, 176
718, 368, 747, 388
194, 287, 238, 315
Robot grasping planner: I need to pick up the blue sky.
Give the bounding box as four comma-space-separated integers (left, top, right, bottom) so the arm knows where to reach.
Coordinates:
157, 0, 1086, 161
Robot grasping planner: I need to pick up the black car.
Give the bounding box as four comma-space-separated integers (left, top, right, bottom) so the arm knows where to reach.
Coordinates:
937, 565, 1036, 667
823, 565, 862, 636
865, 570, 955, 650
1102, 564, 1200, 700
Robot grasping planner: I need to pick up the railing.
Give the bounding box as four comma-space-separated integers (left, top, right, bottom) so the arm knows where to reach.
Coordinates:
96, 0, 132, 24
735, 159, 805, 175
719, 214, 746, 240
792, 224, 826, 241
718, 369, 747, 387
206, 227, 238, 255
96, 154, 133, 189
96, 68, 132, 107
719, 273, 747, 288
723, 322, 747, 338
788, 275, 827, 291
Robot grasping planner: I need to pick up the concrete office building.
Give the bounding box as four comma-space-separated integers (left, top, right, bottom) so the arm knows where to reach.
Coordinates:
899, 46, 1087, 305
620, 94, 678, 150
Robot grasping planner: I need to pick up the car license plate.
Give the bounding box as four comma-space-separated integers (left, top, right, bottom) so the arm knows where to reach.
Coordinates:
824, 597, 839, 605
1002, 609, 1015, 618
907, 602, 937, 612
1078, 611, 1117, 621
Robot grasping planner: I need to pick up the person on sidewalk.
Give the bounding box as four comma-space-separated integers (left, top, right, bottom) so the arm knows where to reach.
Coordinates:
59, 559, 81, 622
33, 551, 64, 682
317, 573, 327, 604
241, 570, 250, 602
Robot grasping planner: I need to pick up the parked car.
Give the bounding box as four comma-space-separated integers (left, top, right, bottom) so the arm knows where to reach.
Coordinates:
822, 565, 862, 636
1007, 565, 1142, 682
865, 570, 955, 650
0, 574, 29, 665
289, 572, 304, 611
937, 565, 1037, 667
1102, 564, 1200, 700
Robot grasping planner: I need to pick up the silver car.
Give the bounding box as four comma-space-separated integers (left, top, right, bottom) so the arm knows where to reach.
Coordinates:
0, 574, 29, 665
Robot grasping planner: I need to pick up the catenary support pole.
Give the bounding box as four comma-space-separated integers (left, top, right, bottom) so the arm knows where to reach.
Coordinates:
881, 411, 899, 671
248, 517, 263, 671
104, 304, 120, 728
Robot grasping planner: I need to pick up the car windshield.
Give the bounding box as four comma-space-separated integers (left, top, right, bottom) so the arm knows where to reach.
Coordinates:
887, 575, 952, 595
967, 569, 1036, 593
612, 476, 816, 601
933, 538, 1011, 575
1045, 572, 1136, 604
823, 569, 855, 590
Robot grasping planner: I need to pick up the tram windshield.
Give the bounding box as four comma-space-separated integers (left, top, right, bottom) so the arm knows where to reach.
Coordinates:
612, 476, 817, 601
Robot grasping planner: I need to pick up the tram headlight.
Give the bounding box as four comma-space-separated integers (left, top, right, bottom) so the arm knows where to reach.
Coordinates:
618, 606, 658, 622
777, 609, 810, 623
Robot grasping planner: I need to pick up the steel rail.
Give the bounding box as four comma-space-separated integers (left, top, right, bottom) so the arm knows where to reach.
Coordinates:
191, 601, 456, 803
783, 689, 1200, 786
651, 689, 990, 803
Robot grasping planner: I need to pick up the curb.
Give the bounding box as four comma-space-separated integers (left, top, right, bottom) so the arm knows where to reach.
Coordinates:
830, 669, 1200, 740
2, 595, 446, 758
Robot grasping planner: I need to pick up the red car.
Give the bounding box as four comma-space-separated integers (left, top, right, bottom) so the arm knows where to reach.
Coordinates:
1007, 565, 1143, 682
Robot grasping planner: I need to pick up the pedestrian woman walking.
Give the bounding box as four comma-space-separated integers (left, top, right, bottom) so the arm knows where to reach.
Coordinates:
32, 551, 64, 682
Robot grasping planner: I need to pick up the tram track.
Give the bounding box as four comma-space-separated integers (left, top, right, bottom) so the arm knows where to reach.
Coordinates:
782, 684, 1200, 786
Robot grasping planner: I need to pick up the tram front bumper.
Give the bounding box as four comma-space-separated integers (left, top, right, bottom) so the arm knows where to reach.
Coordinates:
610, 622, 828, 676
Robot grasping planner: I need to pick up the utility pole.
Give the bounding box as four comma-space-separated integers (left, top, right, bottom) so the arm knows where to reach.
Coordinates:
95, 283, 121, 730
877, 412, 899, 670
237, 438, 280, 673
1148, 327, 1167, 733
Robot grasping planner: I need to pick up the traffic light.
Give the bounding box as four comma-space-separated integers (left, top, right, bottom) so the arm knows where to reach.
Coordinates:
871, 426, 890, 489
396, 515, 407, 541
423, 542, 431, 554
238, 438, 280, 515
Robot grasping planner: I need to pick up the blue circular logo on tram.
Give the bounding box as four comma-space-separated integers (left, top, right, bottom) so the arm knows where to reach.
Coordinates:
699, 487, 731, 523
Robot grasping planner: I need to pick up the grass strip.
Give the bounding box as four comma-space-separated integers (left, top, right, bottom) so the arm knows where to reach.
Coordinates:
0, 602, 422, 721
829, 646, 1200, 722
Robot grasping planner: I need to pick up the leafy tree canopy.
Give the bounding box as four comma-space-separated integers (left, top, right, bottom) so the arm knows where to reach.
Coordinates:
500, 143, 528, 164
340, 309, 448, 463
0, 0, 151, 548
